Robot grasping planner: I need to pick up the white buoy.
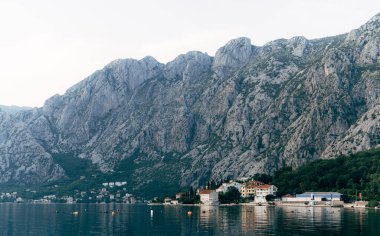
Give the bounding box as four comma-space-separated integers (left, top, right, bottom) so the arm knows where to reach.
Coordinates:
150, 210, 154, 217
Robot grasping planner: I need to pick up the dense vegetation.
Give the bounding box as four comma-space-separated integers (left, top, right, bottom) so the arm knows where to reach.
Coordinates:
218, 187, 241, 204
3, 148, 380, 202
52, 153, 95, 179
271, 148, 380, 201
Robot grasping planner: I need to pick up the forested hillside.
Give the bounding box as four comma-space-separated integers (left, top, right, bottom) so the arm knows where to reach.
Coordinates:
272, 148, 380, 201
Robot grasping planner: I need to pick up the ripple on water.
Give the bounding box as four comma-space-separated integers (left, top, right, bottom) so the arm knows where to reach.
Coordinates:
0, 204, 379, 235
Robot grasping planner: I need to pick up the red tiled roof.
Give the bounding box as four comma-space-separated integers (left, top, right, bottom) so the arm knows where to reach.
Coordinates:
199, 189, 214, 194
255, 184, 273, 190
245, 180, 264, 188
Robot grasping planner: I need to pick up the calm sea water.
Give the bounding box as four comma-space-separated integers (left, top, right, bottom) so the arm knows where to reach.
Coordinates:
0, 203, 379, 235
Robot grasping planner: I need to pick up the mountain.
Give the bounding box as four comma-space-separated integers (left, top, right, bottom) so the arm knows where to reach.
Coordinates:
0, 105, 31, 114
2, 14, 380, 196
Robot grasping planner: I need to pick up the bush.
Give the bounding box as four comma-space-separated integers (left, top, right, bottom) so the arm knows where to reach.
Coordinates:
367, 200, 379, 208
265, 194, 275, 202
219, 186, 241, 204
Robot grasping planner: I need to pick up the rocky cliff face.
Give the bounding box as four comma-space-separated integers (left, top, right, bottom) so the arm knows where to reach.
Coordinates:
2, 14, 380, 193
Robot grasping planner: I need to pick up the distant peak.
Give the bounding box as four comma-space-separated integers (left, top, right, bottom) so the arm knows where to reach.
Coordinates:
106, 58, 137, 68
168, 51, 210, 65
346, 12, 380, 43
140, 56, 160, 65
220, 37, 252, 55
213, 37, 253, 70
359, 12, 380, 31
224, 37, 252, 47
164, 51, 212, 80
289, 36, 307, 42
368, 12, 380, 23
105, 56, 162, 69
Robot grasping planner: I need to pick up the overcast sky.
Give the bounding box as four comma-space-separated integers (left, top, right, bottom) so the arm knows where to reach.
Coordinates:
0, 0, 379, 107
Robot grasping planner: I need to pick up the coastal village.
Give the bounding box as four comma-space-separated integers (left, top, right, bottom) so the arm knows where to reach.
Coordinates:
156, 177, 373, 208
0, 178, 374, 209
0, 181, 138, 204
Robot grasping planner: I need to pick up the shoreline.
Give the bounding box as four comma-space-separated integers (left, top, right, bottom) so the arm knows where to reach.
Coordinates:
148, 202, 378, 209
1, 202, 377, 209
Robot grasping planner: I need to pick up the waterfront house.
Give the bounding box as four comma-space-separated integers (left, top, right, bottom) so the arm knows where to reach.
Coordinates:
241, 180, 264, 198
123, 195, 136, 204
254, 184, 278, 203
199, 190, 219, 205
16, 197, 23, 203
170, 200, 179, 205
43, 195, 56, 200
281, 194, 296, 202
295, 192, 343, 201
280, 192, 344, 206
164, 197, 172, 204
176, 192, 186, 199
63, 196, 74, 204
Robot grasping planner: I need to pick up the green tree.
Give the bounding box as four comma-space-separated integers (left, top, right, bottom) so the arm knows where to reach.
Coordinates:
265, 194, 275, 202
219, 186, 241, 204
271, 148, 380, 201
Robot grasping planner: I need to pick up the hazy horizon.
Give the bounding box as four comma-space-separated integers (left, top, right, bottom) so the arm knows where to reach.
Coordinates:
1, 0, 379, 107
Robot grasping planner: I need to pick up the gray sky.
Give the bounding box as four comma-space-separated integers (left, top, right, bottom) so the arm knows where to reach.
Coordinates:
1, 0, 379, 107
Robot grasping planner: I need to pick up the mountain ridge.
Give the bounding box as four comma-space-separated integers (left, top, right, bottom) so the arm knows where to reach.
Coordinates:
1, 14, 380, 196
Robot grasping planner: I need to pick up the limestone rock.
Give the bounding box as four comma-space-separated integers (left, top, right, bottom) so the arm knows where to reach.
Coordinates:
2, 14, 380, 193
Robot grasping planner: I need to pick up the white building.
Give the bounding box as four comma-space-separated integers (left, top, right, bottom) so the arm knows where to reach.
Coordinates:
16, 197, 23, 203
199, 190, 219, 205
170, 200, 179, 205
254, 185, 277, 203
294, 192, 343, 202
281, 192, 344, 206
63, 196, 74, 204
236, 177, 249, 182
176, 192, 186, 199
114, 181, 127, 186
281, 194, 296, 202
164, 197, 172, 204
216, 181, 242, 193
43, 194, 56, 200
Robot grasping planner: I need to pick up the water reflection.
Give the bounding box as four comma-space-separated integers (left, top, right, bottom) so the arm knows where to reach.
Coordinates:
274, 206, 344, 234
199, 205, 218, 226
0, 204, 379, 235
240, 206, 275, 234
